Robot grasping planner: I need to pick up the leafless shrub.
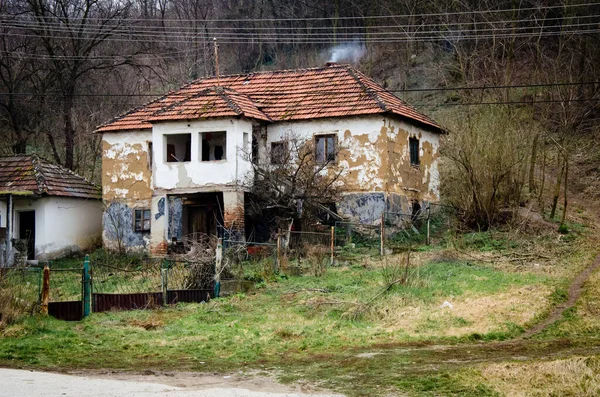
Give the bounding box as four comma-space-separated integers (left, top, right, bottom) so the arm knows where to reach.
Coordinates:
0, 269, 37, 327
303, 244, 329, 277
440, 107, 533, 229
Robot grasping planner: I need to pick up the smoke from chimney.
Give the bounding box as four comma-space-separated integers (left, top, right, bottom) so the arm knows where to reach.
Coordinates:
327, 42, 366, 64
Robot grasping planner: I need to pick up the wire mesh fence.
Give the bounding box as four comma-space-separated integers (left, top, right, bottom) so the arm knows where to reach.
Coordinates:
335, 221, 382, 254
48, 268, 83, 302
163, 259, 214, 290
0, 266, 42, 312
91, 259, 162, 295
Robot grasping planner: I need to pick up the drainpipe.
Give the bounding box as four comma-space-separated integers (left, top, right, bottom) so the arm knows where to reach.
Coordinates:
5, 194, 12, 266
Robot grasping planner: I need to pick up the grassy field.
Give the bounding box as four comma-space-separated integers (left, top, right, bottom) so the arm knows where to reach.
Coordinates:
1, 222, 599, 396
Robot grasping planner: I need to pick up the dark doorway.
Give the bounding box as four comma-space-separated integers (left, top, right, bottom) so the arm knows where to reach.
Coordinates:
180, 192, 224, 240
19, 211, 35, 260
188, 205, 216, 235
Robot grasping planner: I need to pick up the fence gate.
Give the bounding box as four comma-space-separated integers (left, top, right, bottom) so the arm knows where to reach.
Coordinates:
91, 258, 213, 313
47, 266, 85, 321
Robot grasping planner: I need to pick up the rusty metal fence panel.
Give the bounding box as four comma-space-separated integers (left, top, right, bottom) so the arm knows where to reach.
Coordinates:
93, 292, 163, 312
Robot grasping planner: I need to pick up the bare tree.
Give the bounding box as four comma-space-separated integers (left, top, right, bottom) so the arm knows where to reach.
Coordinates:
245, 132, 344, 240
26, 0, 134, 169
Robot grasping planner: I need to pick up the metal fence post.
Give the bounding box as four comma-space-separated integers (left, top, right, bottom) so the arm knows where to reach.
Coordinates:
82, 255, 91, 317
426, 205, 431, 245
214, 238, 223, 298
161, 259, 169, 306
330, 226, 335, 266
380, 212, 385, 256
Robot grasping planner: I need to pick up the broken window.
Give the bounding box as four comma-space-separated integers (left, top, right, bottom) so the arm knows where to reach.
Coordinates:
315, 134, 336, 163
134, 209, 151, 232
270, 141, 286, 164
200, 131, 226, 161
409, 137, 420, 166
165, 134, 191, 163
147, 141, 153, 170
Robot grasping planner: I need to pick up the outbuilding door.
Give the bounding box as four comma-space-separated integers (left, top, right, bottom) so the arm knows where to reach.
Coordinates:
19, 211, 35, 260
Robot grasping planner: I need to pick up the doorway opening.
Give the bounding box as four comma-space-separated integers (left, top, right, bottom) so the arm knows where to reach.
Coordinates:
19, 211, 35, 260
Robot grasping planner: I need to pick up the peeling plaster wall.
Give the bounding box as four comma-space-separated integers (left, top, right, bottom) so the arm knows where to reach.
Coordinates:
12, 196, 102, 259
102, 201, 149, 251
266, 115, 441, 222
383, 117, 440, 204
102, 130, 153, 203
152, 118, 253, 192
167, 196, 183, 241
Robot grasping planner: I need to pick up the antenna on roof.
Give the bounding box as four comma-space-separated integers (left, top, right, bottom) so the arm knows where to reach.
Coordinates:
213, 38, 220, 86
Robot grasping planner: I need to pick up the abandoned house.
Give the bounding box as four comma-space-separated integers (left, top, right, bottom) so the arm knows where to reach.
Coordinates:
0, 155, 102, 265
96, 63, 443, 254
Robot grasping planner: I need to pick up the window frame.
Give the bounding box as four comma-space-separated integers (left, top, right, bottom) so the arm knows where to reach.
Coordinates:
165, 133, 192, 163
314, 133, 337, 164
270, 141, 286, 165
134, 208, 151, 232
409, 137, 420, 167
200, 131, 227, 162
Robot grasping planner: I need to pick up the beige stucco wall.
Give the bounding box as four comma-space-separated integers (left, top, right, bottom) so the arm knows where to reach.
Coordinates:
265, 115, 441, 202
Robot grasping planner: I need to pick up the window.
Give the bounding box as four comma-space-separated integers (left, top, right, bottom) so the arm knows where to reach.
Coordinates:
315, 134, 336, 163
147, 142, 153, 170
270, 141, 286, 164
134, 209, 151, 232
165, 134, 191, 163
409, 137, 420, 166
201, 131, 226, 161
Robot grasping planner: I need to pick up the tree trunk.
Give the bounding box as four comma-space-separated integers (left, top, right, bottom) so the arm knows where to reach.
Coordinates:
560, 155, 569, 228
63, 92, 76, 170
528, 134, 539, 194
538, 143, 547, 211
550, 157, 564, 220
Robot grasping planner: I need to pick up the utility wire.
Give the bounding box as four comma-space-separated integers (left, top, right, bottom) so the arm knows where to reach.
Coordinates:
0, 2, 596, 23
3, 28, 599, 45
1, 81, 598, 97
2, 13, 597, 33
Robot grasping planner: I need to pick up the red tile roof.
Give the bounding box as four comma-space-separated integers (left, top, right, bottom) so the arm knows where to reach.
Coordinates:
97, 64, 442, 133
0, 155, 101, 199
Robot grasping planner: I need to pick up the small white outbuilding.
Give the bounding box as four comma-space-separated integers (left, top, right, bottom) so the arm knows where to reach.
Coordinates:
0, 155, 102, 265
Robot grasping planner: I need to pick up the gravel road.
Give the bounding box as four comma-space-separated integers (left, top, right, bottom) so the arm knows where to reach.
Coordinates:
0, 368, 344, 397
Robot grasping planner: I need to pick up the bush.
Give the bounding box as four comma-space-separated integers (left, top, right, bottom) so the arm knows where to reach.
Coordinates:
440, 107, 535, 229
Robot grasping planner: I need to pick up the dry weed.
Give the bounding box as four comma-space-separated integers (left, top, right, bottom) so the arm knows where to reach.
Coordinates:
128, 316, 164, 330
371, 284, 552, 337
481, 356, 600, 396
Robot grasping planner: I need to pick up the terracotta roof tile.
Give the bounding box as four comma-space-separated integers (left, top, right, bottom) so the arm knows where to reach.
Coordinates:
0, 155, 101, 199
97, 64, 442, 133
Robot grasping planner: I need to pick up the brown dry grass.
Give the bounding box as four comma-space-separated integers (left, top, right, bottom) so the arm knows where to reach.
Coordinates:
371, 284, 553, 337
481, 356, 600, 396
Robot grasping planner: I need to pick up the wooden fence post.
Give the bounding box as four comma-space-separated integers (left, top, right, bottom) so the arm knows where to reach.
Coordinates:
214, 238, 223, 298
82, 255, 91, 317
41, 264, 50, 315
330, 226, 335, 266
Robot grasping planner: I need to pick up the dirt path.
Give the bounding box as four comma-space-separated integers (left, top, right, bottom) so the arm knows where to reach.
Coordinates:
518, 253, 600, 339
0, 368, 344, 397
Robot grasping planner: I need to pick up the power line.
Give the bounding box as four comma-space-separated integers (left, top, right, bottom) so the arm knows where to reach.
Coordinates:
3, 27, 599, 46
1, 81, 598, 98
3, 13, 597, 34
0, 2, 596, 23
4, 20, 599, 39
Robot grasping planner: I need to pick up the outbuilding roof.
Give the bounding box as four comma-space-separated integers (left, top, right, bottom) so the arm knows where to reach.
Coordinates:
97, 63, 442, 133
0, 155, 101, 199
